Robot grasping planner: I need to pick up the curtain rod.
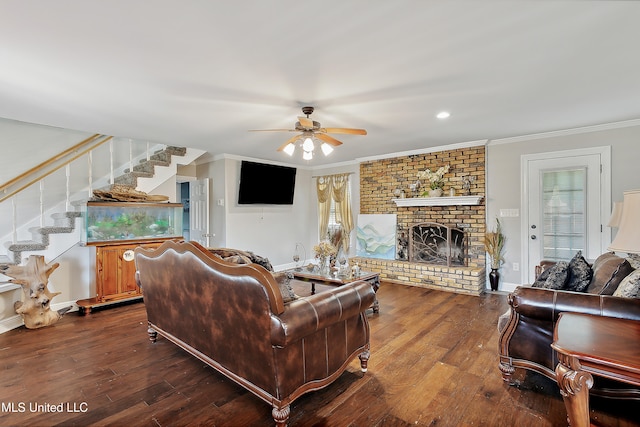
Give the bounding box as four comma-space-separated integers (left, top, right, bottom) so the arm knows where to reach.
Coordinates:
312, 172, 355, 178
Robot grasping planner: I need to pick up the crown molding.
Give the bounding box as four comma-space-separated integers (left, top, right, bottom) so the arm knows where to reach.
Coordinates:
488, 118, 640, 145
356, 140, 488, 163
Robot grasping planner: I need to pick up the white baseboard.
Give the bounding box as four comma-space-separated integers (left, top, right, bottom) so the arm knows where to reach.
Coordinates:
498, 281, 519, 293
0, 315, 23, 334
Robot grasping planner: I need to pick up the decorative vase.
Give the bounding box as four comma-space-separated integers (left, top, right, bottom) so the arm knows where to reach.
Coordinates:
489, 268, 500, 291
318, 255, 329, 275
428, 188, 443, 197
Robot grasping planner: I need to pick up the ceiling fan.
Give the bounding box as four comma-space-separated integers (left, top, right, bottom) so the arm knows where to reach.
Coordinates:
250, 106, 367, 160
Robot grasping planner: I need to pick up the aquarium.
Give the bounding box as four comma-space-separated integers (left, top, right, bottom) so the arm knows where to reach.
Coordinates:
82, 202, 183, 244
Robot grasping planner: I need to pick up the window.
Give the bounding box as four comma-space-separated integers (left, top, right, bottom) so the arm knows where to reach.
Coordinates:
542, 168, 586, 260
324, 198, 342, 242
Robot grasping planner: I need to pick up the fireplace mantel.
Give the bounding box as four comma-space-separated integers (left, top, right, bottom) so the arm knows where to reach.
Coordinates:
393, 195, 483, 207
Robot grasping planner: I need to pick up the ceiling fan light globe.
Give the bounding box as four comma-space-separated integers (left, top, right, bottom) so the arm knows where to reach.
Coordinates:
321, 142, 334, 156
302, 137, 314, 152
283, 143, 295, 156
302, 150, 313, 160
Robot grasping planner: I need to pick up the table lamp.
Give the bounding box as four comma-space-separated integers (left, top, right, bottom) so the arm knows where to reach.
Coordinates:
608, 189, 640, 255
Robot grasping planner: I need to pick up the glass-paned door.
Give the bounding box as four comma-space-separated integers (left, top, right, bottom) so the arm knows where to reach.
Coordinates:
524, 148, 609, 283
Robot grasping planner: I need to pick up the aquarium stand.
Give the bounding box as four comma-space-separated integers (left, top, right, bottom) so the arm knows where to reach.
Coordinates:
77, 238, 179, 315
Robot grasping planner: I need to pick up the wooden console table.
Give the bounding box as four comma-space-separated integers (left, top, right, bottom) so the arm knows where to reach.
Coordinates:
551, 313, 640, 427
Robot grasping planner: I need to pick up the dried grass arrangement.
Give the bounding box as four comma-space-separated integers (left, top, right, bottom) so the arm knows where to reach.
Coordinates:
484, 218, 506, 269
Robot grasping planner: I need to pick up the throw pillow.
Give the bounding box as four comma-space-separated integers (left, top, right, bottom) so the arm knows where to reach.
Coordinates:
627, 253, 640, 269
246, 251, 274, 272
223, 254, 252, 265
565, 251, 592, 292
272, 272, 298, 303
542, 261, 569, 290
586, 253, 634, 295
532, 267, 552, 288
613, 269, 640, 298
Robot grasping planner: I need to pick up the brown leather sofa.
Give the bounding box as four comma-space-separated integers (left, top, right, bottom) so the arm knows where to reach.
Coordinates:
134, 240, 375, 426
498, 252, 640, 398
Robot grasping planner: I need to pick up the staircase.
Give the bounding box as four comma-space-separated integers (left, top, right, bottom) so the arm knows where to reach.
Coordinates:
0, 145, 202, 266
115, 146, 187, 186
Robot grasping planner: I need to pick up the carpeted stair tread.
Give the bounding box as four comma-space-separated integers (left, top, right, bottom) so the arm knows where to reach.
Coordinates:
165, 146, 187, 156
36, 226, 75, 235
52, 211, 82, 219
8, 241, 47, 251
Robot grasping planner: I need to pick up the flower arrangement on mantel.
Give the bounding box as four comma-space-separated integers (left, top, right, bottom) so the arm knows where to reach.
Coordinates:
484, 218, 506, 269
417, 164, 450, 196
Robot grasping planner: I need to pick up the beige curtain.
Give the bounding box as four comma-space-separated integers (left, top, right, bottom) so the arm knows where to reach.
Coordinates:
331, 174, 353, 251
316, 176, 332, 240
316, 173, 354, 251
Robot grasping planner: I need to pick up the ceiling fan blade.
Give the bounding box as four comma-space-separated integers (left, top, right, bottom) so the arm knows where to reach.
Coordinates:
276, 134, 301, 151
249, 129, 297, 132
297, 116, 314, 129
315, 133, 343, 147
321, 127, 367, 135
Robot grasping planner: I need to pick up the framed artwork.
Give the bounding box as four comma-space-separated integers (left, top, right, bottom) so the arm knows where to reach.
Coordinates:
356, 214, 397, 259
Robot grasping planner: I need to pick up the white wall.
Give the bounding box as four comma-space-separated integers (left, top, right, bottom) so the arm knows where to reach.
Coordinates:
149, 176, 178, 202
197, 157, 362, 270
487, 122, 640, 291
201, 157, 314, 268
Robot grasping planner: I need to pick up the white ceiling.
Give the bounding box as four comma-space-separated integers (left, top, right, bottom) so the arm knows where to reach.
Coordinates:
1, 1, 640, 167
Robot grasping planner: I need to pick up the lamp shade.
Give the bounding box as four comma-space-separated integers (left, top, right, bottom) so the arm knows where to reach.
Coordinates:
607, 201, 623, 228
283, 143, 295, 156
302, 137, 314, 152
608, 189, 640, 254
320, 142, 333, 156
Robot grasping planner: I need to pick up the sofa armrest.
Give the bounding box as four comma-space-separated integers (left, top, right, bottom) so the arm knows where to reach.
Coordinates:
270, 280, 376, 347
509, 285, 640, 322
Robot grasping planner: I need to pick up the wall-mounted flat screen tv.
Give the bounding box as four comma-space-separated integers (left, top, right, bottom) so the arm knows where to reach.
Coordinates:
238, 161, 297, 205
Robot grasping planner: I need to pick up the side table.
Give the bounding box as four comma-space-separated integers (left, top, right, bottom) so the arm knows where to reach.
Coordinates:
551, 313, 640, 427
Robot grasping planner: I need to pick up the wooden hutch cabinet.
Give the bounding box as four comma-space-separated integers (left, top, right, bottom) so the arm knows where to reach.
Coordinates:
77, 202, 183, 314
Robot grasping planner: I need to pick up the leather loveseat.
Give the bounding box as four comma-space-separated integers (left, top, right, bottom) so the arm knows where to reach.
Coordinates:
134, 240, 375, 426
498, 252, 640, 398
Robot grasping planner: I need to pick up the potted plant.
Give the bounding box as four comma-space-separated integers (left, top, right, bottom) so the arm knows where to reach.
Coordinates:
417, 164, 450, 197
484, 218, 506, 291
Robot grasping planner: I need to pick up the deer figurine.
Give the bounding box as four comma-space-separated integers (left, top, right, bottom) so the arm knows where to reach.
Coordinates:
1, 255, 71, 329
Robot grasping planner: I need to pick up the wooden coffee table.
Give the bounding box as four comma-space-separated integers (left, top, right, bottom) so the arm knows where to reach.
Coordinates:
289, 267, 380, 313
551, 313, 640, 427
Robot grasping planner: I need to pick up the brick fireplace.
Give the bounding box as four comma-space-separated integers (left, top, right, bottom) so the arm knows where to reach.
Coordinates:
352, 145, 487, 295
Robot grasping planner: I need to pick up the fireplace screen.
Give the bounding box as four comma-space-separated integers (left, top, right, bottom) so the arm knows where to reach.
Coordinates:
409, 222, 467, 266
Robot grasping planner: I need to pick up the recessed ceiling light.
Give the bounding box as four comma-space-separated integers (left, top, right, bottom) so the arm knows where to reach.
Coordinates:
436, 111, 451, 119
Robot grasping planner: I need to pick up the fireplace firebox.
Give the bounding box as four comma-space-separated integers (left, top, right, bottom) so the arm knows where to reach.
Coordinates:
409, 222, 467, 266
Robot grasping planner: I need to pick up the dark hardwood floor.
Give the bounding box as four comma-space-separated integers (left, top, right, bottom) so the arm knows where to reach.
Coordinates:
1, 282, 638, 426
